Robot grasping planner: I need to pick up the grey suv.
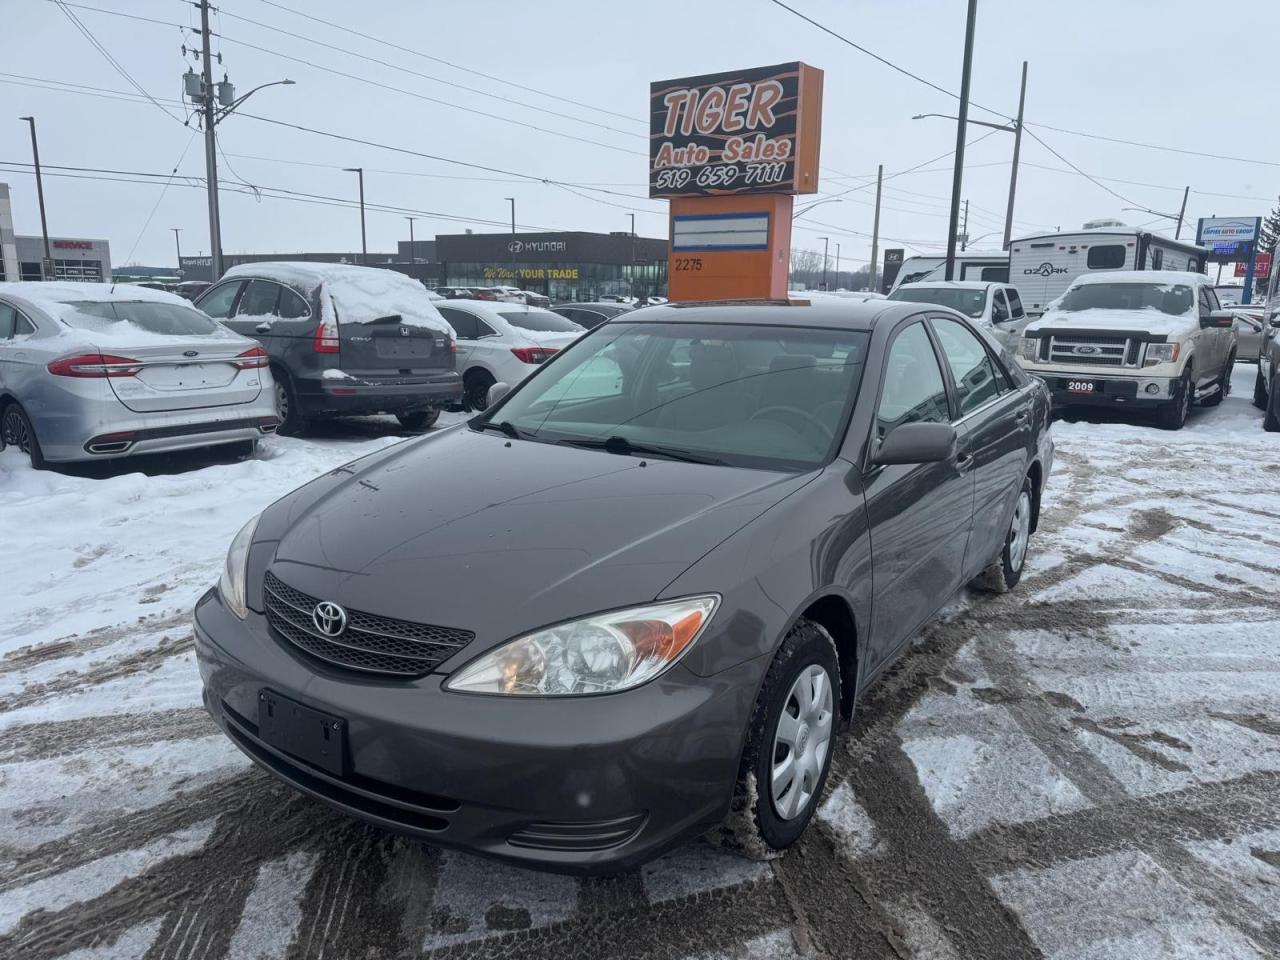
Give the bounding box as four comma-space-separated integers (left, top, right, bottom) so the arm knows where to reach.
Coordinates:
195, 263, 461, 433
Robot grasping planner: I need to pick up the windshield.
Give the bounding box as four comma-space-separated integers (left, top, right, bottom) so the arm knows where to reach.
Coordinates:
1057, 282, 1193, 316
888, 286, 987, 319
483, 320, 870, 471
499, 309, 583, 333
61, 301, 221, 335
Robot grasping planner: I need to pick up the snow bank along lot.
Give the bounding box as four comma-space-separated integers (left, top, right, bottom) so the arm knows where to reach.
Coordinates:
1, 368, 1278, 960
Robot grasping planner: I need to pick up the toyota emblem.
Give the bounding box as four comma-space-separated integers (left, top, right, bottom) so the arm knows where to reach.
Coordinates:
312, 601, 348, 637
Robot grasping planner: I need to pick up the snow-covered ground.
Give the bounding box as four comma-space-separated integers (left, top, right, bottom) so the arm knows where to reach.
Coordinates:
1, 369, 1278, 959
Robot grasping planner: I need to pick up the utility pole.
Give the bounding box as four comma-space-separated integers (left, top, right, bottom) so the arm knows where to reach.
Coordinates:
1003, 60, 1027, 249
945, 0, 978, 280
818, 236, 830, 291
1174, 185, 1189, 240
171, 228, 183, 276
869, 163, 883, 294
628, 213, 637, 299
197, 0, 222, 281
835, 242, 841, 287
505, 197, 516, 286
18, 117, 51, 278
405, 216, 416, 262
342, 168, 366, 264
961, 200, 970, 251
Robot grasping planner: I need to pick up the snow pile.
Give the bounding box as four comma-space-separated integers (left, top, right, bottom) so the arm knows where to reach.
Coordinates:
221, 263, 450, 334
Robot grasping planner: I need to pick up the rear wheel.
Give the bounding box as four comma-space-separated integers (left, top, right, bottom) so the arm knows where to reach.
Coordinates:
974, 476, 1033, 593
272, 369, 308, 436
462, 369, 496, 412
712, 619, 839, 858
1, 402, 47, 469
1254, 366, 1270, 410
396, 409, 440, 431
1157, 369, 1192, 430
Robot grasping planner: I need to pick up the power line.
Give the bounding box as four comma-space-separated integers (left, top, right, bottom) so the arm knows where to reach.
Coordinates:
119, 132, 199, 267
1022, 126, 1141, 207
1025, 122, 1280, 171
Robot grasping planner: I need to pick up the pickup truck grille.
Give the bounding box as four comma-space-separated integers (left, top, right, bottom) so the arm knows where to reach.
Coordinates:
1045, 334, 1138, 367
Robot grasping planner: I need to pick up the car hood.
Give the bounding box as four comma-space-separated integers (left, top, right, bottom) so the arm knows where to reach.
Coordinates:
266, 426, 813, 661
1026, 308, 1193, 337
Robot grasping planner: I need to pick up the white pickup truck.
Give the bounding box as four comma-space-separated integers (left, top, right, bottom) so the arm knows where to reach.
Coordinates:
1017, 271, 1237, 430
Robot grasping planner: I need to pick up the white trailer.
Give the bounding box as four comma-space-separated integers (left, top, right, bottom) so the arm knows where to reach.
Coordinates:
1010, 225, 1207, 315
886, 250, 1008, 293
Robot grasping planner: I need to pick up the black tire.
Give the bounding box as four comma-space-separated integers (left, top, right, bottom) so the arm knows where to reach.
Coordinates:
1266, 375, 1280, 433
462, 369, 496, 412
396, 409, 441, 431
1254, 366, 1270, 411
1, 402, 47, 469
1202, 351, 1235, 406
713, 619, 840, 858
973, 475, 1034, 593
1157, 369, 1192, 430
271, 368, 308, 436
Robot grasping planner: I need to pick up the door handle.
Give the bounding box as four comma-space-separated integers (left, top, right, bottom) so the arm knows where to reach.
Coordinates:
955, 452, 975, 471
1014, 409, 1029, 422
255, 323, 272, 333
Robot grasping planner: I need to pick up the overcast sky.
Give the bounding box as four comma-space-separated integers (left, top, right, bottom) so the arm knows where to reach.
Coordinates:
3, 0, 1277, 269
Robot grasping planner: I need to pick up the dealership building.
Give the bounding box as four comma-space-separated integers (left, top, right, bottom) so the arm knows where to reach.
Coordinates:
179, 230, 668, 301
0, 183, 112, 283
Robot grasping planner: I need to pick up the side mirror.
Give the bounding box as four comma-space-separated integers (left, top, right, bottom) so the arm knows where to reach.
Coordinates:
486, 381, 511, 408
872, 422, 957, 466
1202, 309, 1236, 329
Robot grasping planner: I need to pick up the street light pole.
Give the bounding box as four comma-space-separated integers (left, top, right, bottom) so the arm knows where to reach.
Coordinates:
18, 117, 51, 277
869, 163, 883, 294
171, 228, 183, 277
343, 167, 366, 264
505, 197, 516, 286
945, 0, 979, 281
1003, 60, 1027, 249
405, 216, 416, 263
1174, 185, 1189, 240
818, 236, 830, 291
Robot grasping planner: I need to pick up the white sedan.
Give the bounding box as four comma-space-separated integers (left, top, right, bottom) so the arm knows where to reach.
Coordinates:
433, 300, 585, 409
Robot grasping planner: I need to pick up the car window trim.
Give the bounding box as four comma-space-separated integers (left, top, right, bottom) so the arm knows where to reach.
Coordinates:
862, 316, 952, 469
275, 282, 314, 320
199, 279, 246, 319
925, 312, 1020, 422
235, 278, 285, 318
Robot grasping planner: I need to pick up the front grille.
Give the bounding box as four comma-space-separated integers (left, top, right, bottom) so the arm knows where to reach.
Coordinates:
1047, 334, 1135, 368
263, 571, 474, 677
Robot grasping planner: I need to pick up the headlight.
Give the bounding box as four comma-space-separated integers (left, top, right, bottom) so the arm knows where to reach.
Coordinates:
1019, 337, 1039, 362
218, 513, 260, 619
445, 596, 719, 696
1143, 342, 1179, 367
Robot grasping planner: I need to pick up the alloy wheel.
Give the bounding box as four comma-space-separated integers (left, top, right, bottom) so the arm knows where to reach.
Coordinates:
771, 663, 834, 820
2, 408, 31, 454
275, 381, 289, 422
1009, 489, 1032, 571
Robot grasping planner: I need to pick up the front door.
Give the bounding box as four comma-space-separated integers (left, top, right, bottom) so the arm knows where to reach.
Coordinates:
863, 320, 975, 672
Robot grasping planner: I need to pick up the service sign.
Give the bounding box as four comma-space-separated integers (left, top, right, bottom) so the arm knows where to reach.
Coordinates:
649, 62, 823, 198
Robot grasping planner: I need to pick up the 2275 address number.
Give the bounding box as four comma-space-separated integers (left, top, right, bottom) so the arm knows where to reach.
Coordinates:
674, 257, 703, 272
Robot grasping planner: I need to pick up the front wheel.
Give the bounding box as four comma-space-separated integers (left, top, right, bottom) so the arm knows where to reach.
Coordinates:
396, 409, 441, 431
1266, 375, 1280, 433
974, 476, 1033, 593
1157, 370, 1192, 430
1202, 351, 1235, 406
713, 619, 839, 858
1254, 366, 1270, 410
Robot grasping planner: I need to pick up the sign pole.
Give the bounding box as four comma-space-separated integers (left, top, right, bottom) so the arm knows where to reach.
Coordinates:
1241, 217, 1261, 305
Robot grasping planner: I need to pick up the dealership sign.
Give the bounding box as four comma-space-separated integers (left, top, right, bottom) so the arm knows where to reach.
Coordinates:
1196, 216, 1261, 263
649, 62, 822, 198
52, 239, 94, 251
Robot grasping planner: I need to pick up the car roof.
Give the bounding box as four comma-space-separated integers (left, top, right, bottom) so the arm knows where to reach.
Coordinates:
892, 280, 995, 291
1070, 270, 1208, 287
609, 298, 915, 331
556, 301, 633, 310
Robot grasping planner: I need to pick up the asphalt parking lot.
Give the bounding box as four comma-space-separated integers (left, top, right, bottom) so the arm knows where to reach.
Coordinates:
2, 367, 1278, 960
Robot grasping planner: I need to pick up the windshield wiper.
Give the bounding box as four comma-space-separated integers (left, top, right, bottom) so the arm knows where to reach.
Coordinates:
470, 419, 521, 439
557, 435, 725, 465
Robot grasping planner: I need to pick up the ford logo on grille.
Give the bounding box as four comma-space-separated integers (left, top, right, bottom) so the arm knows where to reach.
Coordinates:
312, 601, 348, 637
1072, 345, 1100, 356
183, 350, 199, 357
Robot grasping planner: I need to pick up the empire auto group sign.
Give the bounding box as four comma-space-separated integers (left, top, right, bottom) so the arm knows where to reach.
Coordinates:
649, 62, 823, 198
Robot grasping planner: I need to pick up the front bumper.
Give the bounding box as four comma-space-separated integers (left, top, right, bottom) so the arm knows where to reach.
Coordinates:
297, 372, 462, 417
1026, 369, 1179, 409
193, 587, 761, 874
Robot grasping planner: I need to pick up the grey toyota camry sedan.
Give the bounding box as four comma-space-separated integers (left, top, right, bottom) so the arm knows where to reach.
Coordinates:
194, 299, 1053, 874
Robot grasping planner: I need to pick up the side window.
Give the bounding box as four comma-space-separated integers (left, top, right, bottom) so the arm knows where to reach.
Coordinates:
875, 322, 950, 438
555, 308, 580, 324
980, 266, 1008, 282
475, 318, 498, 338
1203, 287, 1220, 311
992, 290, 1011, 323
278, 287, 311, 319
1086, 245, 1127, 269
236, 280, 281, 317
13, 311, 36, 337
1150, 248, 1164, 270
438, 307, 477, 340
196, 281, 243, 319
1006, 288, 1026, 319
0, 303, 14, 339
932, 316, 1005, 416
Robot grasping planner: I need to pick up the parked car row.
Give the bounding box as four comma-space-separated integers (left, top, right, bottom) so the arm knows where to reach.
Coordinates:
434, 286, 551, 307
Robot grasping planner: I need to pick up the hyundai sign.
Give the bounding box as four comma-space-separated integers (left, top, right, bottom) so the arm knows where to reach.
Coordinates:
1196, 217, 1261, 263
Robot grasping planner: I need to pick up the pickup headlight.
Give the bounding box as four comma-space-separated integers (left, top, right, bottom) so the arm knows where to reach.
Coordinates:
446, 596, 719, 696
1143, 342, 1180, 367
1019, 337, 1039, 362
218, 513, 260, 619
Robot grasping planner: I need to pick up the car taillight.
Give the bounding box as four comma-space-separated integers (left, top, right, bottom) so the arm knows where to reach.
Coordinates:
47, 353, 143, 378
449, 338, 457, 355
233, 346, 269, 369
511, 346, 558, 364
313, 317, 340, 353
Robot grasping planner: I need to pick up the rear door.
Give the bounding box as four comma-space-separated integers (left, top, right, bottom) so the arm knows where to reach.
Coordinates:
328, 282, 453, 380
437, 305, 479, 369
